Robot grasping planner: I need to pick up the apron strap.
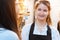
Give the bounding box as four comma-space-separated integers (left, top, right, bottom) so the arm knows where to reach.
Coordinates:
29, 22, 35, 40
47, 25, 52, 40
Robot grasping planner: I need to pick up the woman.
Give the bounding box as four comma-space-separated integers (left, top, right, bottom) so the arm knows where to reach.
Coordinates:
21, 0, 60, 40
57, 21, 60, 33
0, 0, 20, 40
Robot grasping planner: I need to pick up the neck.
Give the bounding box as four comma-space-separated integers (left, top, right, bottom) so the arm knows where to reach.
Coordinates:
35, 19, 47, 27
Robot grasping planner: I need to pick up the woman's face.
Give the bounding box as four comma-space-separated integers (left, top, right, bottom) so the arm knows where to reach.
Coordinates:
35, 3, 49, 21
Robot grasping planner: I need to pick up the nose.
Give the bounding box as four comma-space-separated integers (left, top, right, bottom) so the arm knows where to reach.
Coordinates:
40, 10, 44, 15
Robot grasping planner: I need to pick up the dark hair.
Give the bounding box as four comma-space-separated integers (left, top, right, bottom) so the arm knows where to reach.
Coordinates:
34, 0, 52, 25
57, 21, 60, 33
0, 0, 20, 39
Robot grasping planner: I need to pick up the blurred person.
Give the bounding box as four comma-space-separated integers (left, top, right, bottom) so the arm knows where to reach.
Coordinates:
0, 0, 20, 40
21, 0, 60, 40
57, 21, 60, 33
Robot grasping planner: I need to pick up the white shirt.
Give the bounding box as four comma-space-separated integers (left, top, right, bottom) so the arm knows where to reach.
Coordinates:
21, 23, 60, 40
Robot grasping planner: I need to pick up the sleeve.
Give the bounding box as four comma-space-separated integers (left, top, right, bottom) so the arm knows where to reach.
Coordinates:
51, 28, 60, 40
21, 24, 31, 40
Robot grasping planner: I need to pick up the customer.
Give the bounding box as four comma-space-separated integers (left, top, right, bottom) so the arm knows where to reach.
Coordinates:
0, 0, 20, 40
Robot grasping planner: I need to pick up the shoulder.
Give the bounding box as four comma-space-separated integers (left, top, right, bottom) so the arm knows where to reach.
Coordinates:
50, 25, 59, 34
22, 23, 32, 32
21, 23, 32, 40
4, 30, 19, 40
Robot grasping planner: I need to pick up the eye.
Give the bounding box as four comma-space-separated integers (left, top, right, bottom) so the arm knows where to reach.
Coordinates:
43, 9, 47, 12
38, 8, 41, 11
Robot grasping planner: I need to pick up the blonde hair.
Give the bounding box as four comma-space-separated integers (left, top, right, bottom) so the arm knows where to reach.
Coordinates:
34, 0, 52, 25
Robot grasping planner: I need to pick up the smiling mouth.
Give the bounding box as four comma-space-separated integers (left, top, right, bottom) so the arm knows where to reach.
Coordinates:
38, 15, 45, 17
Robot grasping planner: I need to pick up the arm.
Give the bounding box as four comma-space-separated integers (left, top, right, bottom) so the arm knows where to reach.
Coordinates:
51, 28, 60, 40
21, 24, 31, 40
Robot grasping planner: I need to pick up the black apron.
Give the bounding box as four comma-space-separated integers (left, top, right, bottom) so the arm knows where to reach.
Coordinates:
29, 23, 52, 40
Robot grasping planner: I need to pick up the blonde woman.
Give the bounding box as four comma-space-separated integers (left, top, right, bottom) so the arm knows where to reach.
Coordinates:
21, 0, 60, 40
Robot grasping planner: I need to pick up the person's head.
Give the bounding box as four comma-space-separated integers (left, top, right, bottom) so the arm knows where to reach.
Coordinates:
34, 0, 51, 25
57, 21, 60, 33
0, 0, 20, 38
